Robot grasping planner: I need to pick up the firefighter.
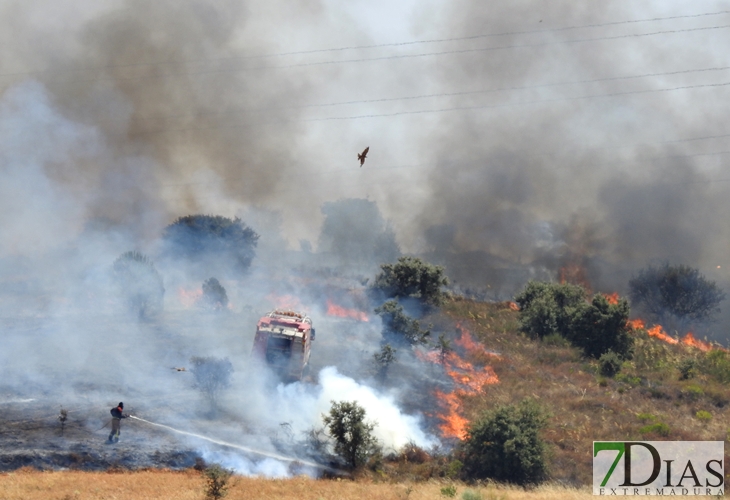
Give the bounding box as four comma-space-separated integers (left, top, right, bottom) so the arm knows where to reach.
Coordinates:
107, 402, 128, 444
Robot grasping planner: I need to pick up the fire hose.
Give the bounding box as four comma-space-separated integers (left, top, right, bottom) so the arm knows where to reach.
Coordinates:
128, 415, 344, 474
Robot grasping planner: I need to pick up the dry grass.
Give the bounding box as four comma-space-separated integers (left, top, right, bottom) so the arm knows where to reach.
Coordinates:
0, 468, 616, 500
439, 297, 730, 486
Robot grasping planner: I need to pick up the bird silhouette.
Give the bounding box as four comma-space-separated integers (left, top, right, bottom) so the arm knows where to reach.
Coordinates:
357, 146, 369, 167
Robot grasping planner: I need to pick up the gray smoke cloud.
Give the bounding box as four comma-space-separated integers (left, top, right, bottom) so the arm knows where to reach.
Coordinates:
2, 0, 730, 472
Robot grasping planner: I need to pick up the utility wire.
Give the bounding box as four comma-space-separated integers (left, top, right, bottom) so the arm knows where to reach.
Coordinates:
4, 23, 730, 85
1, 10, 728, 79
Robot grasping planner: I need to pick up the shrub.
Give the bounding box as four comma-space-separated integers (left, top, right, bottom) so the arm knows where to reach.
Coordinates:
677, 358, 697, 380
628, 263, 725, 331
567, 294, 634, 359
203, 464, 232, 500
373, 344, 397, 380
375, 300, 431, 346
695, 410, 712, 422
112, 251, 164, 319
190, 356, 233, 404
201, 277, 228, 310
461, 490, 483, 500
698, 349, 730, 384
322, 400, 379, 470
440, 484, 457, 498
636, 413, 657, 422
162, 215, 259, 273
599, 351, 623, 377
639, 422, 670, 437
461, 399, 549, 485
372, 256, 449, 306
514, 281, 586, 339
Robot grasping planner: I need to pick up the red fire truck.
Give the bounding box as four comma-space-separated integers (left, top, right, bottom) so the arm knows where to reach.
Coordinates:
252, 310, 315, 381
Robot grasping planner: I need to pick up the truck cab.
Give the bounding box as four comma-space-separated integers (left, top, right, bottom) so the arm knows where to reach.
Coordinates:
252, 310, 315, 381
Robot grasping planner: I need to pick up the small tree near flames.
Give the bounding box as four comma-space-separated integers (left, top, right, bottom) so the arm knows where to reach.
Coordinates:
375, 300, 431, 347
201, 277, 228, 310
190, 356, 233, 409
373, 343, 397, 381
322, 400, 379, 470
373, 256, 449, 306
460, 398, 549, 485
113, 251, 164, 319
628, 263, 725, 332
514, 281, 586, 339
567, 294, 634, 360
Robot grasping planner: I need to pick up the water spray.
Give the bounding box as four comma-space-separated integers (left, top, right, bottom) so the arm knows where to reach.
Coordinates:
128, 415, 343, 474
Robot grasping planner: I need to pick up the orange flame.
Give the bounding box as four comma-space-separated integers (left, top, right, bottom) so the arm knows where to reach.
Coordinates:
680, 332, 712, 352
418, 324, 499, 440
646, 324, 678, 345
325, 299, 369, 322
604, 292, 619, 305
628, 318, 645, 330
507, 301, 519, 311
178, 287, 202, 308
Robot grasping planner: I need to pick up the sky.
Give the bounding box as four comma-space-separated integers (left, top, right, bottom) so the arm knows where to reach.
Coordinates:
1, 0, 730, 292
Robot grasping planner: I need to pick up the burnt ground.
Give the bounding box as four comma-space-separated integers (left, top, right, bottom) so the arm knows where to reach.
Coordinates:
0, 303, 450, 473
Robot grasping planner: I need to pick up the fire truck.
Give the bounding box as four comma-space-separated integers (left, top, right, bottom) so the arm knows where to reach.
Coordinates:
252, 310, 315, 381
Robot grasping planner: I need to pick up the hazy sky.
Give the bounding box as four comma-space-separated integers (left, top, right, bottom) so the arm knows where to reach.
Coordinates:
2, 0, 730, 285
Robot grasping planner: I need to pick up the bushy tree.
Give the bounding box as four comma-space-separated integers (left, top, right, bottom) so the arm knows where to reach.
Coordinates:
628, 263, 725, 331
514, 281, 586, 339
461, 399, 549, 485
203, 464, 233, 500
112, 251, 165, 319
567, 294, 634, 360
201, 277, 228, 310
162, 215, 259, 273
322, 400, 379, 469
373, 256, 449, 306
599, 351, 623, 377
374, 300, 431, 346
190, 356, 233, 404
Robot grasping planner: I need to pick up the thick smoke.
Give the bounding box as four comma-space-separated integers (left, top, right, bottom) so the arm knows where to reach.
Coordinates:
3, 0, 730, 474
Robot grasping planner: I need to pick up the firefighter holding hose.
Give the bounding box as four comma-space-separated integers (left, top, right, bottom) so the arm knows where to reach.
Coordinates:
107, 402, 128, 444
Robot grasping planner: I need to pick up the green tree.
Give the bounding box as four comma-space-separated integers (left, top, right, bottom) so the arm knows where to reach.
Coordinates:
514, 281, 586, 339
322, 400, 379, 469
372, 256, 449, 306
628, 263, 725, 331
203, 464, 233, 500
162, 215, 259, 273
599, 351, 623, 377
373, 344, 397, 380
202, 277, 228, 310
112, 251, 165, 319
461, 399, 549, 485
375, 300, 431, 346
190, 356, 234, 405
435, 333, 453, 365
567, 294, 634, 359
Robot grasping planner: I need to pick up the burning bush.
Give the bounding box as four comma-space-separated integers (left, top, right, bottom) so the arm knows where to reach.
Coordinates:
372, 256, 449, 306
162, 215, 259, 275
374, 300, 431, 347
112, 251, 164, 319
322, 400, 379, 470
460, 398, 549, 485
201, 277, 228, 310
628, 263, 725, 332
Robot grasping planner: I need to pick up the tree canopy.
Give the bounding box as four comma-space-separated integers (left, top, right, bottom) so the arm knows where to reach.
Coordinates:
628, 263, 725, 330
374, 299, 431, 347
372, 256, 449, 306
162, 215, 259, 274
322, 400, 379, 469
461, 399, 549, 485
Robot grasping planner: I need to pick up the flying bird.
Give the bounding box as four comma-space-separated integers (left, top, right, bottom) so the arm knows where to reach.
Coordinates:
357, 146, 369, 167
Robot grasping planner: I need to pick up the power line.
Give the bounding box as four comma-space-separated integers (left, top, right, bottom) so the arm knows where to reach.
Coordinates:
5, 23, 730, 86
1, 10, 728, 79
